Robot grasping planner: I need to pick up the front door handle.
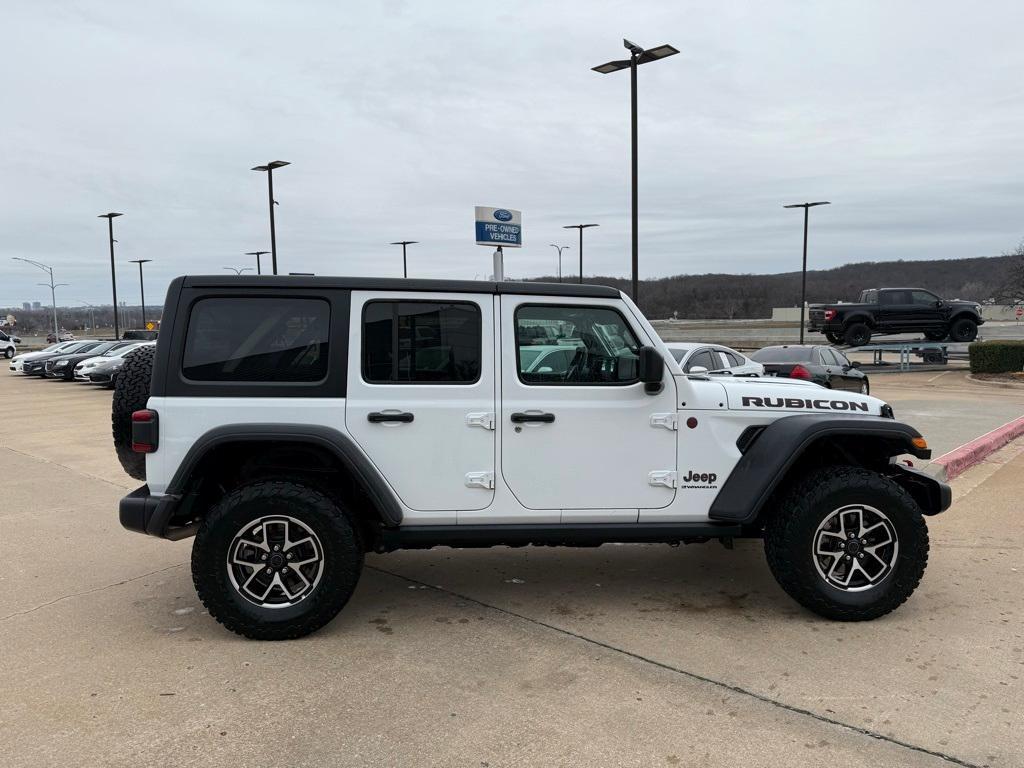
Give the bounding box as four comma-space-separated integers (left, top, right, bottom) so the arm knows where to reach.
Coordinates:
368, 411, 414, 423
511, 412, 555, 424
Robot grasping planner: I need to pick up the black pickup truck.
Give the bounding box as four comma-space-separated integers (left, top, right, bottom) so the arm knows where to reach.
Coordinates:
808, 288, 983, 346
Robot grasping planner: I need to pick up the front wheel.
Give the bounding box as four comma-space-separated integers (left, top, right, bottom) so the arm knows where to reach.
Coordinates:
192, 480, 363, 640
764, 467, 928, 621
3, 347, 12, 359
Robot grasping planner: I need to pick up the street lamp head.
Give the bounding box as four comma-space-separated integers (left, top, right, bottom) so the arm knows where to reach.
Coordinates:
129, 259, 152, 265
783, 201, 831, 209
564, 223, 599, 230
389, 241, 418, 246
638, 44, 679, 63
252, 161, 290, 172
245, 251, 270, 256
98, 212, 123, 219
593, 59, 631, 74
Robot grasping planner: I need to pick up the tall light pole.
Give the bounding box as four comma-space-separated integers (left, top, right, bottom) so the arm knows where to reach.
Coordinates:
390, 241, 418, 278
783, 201, 831, 344
251, 161, 290, 275
549, 244, 570, 282
563, 224, 599, 283
593, 40, 678, 304
77, 300, 97, 332
245, 251, 270, 275
129, 259, 152, 328
223, 266, 253, 275
12, 257, 64, 340
98, 212, 123, 339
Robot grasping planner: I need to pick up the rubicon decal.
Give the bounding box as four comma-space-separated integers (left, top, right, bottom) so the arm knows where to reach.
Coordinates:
741, 396, 870, 412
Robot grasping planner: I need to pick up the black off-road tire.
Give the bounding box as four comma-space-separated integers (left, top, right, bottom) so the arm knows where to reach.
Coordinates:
923, 329, 947, 342
948, 317, 978, 343
764, 466, 929, 621
192, 480, 363, 640
111, 344, 156, 481
3, 347, 13, 359
824, 332, 843, 345
843, 323, 872, 347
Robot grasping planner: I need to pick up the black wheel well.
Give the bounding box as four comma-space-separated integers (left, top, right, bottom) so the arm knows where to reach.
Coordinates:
947, 312, 979, 325
843, 316, 873, 329
759, 434, 919, 523
173, 440, 388, 549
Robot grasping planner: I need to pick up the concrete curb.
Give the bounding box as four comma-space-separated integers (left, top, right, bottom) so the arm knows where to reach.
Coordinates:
931, 415, 1024, 481
965, 373, 1024, 390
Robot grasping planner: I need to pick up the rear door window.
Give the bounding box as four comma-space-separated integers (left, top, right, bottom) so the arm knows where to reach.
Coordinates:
362, 301, 481, 384
183, 297, 330, 382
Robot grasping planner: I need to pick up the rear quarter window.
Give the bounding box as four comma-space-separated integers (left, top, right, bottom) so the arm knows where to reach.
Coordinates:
182, 297, 330, 382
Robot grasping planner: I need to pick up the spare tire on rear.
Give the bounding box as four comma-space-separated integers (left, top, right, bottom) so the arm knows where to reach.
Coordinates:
112, 344, 157, 481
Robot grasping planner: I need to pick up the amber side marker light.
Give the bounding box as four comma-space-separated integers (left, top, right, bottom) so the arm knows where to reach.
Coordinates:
912, 437, 928, 450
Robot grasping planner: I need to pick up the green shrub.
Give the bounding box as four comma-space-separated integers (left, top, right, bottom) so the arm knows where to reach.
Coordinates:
969, 340, 1024, 373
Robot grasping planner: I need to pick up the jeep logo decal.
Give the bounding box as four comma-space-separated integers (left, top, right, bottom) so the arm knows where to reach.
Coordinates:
682, 470, 717, 486
741, 396, 870, 412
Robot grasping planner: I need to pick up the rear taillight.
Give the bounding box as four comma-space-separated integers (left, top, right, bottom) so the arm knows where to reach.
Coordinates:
789, 364, 812, 380
824, 309, 836, 321
131, 409, 159, 453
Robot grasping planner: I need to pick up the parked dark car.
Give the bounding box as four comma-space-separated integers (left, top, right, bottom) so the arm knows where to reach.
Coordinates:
44, 341, 134, 380
121, 329, 159, 341
21, 340, 102, 376
750, 345, 870, 394
808, 287, 983, 346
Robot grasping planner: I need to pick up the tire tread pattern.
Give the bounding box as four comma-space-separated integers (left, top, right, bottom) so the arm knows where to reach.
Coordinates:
111, 344, 157, 481
764, 466, 929, 621
192, 480, 363, 640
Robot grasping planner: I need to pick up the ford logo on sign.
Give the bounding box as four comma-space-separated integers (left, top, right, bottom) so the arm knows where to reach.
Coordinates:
493, 209, 513, 222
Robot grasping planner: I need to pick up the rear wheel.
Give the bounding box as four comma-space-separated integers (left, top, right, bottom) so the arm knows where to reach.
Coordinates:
948, 317, 978, 343
764, 466, 928, 621
111, 344, 156, 481
843, 323, 871, 347
825, 332, 843, 345
192, 480, 363, 640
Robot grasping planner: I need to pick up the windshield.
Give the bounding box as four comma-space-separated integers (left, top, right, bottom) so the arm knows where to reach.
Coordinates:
751, 347, 816, 363
106, 343, 142, 358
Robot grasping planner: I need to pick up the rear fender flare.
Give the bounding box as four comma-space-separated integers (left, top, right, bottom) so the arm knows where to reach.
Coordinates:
167, 424, 403, 527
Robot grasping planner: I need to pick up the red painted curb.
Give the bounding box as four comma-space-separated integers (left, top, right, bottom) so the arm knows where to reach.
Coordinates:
932, 415, 1024, 480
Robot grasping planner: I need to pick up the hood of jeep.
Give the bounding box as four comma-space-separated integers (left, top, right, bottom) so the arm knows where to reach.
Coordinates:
719, 376, 885, 416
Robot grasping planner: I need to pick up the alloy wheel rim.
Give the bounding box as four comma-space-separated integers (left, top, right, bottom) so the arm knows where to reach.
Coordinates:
226, 515, 325, 608
812, 504, 898, 592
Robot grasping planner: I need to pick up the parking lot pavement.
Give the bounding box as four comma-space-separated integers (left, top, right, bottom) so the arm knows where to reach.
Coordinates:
2, 372, 1022, 767
870, 369, 1024, 459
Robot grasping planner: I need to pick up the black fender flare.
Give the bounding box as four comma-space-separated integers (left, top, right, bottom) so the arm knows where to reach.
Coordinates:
166, 423, 403, 527
842, 313, 873, 329
709, 415, 942, 524
947, 311, 981, 326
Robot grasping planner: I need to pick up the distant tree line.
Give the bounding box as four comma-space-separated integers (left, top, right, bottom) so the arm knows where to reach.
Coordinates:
530, 253, 1015, 319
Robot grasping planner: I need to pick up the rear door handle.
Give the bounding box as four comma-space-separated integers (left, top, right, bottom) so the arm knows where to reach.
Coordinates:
510, 412, 555, 423
368, 411, 414, 423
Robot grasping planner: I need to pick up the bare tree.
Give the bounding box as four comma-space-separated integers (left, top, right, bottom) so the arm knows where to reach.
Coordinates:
994, 240, 1024, 305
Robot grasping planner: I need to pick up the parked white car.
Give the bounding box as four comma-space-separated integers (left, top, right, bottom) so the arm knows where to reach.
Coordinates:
74, 342, 151, 382
664, 343, 764, 377
0, 329, 16, 360
8, 340, 84, 373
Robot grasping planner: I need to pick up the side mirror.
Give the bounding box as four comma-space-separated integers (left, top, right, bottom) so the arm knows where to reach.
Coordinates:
638, 346, 665, 394
935, 300, 943, 307
849, 360, 861, 369
688, 365, 709, 375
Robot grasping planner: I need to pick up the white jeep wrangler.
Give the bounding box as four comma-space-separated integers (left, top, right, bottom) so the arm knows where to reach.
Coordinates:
114, 276, 950, 639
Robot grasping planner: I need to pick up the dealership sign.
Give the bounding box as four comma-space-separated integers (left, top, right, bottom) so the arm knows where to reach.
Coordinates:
475, 206, 522, 248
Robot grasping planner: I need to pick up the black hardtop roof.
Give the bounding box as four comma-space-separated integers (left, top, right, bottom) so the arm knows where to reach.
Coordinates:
178, 275, 621, 299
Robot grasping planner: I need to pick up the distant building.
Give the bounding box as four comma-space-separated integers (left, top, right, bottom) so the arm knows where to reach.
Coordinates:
32, 301, 41, 310
22, 302, 30, 311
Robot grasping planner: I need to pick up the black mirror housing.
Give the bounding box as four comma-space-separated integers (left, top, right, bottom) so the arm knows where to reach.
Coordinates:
638, 346, 665, 394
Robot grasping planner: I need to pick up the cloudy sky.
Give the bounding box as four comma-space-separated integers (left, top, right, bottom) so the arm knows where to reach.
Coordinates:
2, 0, 1022, 308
